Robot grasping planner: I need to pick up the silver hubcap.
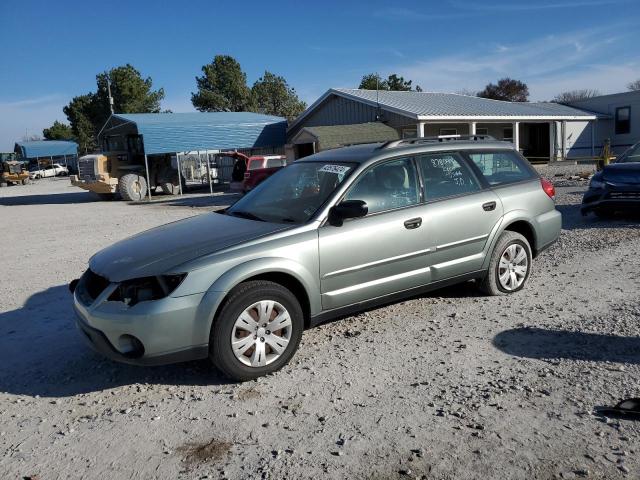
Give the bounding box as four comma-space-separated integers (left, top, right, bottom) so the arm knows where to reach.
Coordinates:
231, 300, 292, 367
498, 243, 528, 291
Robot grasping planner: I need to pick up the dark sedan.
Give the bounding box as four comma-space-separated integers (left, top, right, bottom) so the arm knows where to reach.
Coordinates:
582, 142, 640, 218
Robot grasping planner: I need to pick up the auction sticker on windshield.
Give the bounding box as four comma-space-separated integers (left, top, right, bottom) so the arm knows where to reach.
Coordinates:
319, 164, 351, 175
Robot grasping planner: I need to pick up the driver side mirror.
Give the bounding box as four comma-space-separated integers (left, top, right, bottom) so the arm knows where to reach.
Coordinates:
328, 200, 368, 227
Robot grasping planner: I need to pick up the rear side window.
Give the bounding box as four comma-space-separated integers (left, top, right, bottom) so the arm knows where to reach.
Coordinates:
247, 159, 262, 170
467, 150, 534, 186
266, 158, 285, 168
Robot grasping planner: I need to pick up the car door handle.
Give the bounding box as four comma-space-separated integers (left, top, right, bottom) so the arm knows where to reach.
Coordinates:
404, 217, 422, 229
482, 201, 497, 212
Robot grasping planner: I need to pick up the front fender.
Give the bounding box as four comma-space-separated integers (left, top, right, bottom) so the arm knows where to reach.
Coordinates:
192, 257, 320, 346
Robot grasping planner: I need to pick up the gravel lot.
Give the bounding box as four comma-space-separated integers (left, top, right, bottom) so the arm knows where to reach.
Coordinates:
1, 169, 639, 480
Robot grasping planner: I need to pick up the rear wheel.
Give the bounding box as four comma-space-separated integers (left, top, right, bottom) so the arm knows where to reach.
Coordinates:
118, 173, 147, 202
210, 280, 304, 381
480, 231, 532, 296
21, 179, 27, 185
160, 182, 180, 195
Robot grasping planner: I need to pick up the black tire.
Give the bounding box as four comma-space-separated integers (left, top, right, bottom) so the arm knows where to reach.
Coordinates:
479, 231, 532, 296
118, 173, 147, 202
160, 182, 180, 195
210, 280, 304, 381
21, 179, 27, 185
0, 182, 6, 188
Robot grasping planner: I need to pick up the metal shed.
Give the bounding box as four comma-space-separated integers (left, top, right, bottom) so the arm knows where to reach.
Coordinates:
100, 112, 287, 154
14, 140, 78, 159
97, 112, 287, 199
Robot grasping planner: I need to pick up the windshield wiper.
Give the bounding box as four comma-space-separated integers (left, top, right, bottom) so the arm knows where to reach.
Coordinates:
228, 210, 265, 222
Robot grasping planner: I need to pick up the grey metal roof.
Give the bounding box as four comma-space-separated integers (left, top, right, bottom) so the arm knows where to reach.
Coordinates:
14, 140, 78, 159
333, 89, 600, 119
289, 89, 602, 131
111, 112, 287, 155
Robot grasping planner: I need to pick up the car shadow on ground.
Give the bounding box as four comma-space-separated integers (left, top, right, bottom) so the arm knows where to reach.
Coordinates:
0, 191, 99, 206
555, 203, 640, 231
493, 327, 640, 364
0, 285, 229, 398
137, 192, 241, 209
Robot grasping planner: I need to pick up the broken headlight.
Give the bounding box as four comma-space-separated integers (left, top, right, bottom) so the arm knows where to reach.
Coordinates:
109, 274, 186, 306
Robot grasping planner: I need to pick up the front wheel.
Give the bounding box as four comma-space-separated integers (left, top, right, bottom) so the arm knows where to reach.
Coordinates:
118, 173, 147, 202
479, 231, 532, 296
210, 280, 304, 381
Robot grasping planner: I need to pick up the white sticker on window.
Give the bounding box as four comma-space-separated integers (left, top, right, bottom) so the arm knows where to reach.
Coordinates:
319, 164, 350, 175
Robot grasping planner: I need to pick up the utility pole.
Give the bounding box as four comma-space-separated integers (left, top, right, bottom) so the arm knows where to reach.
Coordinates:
106, 75, 114, 114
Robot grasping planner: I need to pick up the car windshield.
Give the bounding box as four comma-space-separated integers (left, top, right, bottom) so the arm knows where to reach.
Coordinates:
227, 161, 356, 224
617, 143, 640, 163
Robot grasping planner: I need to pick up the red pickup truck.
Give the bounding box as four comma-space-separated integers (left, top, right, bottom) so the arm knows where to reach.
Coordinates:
242, 155, 287, 192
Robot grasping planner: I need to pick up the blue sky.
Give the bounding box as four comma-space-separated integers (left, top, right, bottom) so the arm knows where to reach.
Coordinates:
1, 0, 639, 150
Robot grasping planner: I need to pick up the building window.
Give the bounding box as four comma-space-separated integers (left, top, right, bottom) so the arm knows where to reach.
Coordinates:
503, 127, 513, 142
439, 128, 458, 136
616, 107, 631, 135
402, 128, 417, 138
476, 127, 489, 135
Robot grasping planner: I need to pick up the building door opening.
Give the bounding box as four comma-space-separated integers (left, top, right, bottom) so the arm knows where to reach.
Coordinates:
295, 143, 315, 159
522, 123, 551, 163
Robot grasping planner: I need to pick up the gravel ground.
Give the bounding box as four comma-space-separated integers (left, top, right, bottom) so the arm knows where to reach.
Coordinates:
1, 172, 640, 480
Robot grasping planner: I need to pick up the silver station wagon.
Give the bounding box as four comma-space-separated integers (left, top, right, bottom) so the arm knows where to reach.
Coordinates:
71, 136, 561, 380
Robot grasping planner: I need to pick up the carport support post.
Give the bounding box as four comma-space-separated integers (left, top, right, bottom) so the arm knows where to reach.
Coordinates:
203, 150, 213, 196
513, 122, 520, 152
143, 154, 152, 202
469, 122, 477, 136
417, 122, 425, 138
591, 120, 596, 158
176, 154, 183, 195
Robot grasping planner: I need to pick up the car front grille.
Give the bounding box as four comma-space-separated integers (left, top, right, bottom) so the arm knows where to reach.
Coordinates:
78, 159, 96, 181
84, 269, 110, 300
607, 191, 640, 200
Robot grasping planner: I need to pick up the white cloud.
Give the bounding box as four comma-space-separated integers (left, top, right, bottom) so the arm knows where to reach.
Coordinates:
389, 26, 640, 100
450, 0, 632, 12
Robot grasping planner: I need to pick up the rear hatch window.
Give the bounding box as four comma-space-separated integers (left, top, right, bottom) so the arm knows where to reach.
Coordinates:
467, 150, 535, 186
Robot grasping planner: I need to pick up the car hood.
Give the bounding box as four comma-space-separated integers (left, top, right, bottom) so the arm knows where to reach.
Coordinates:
602, 163, 640, 184
90, 212, 291, 282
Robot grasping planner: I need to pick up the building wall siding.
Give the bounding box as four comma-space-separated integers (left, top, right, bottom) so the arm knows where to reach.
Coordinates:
288, 95, 415, 140
569, 91, 640, 155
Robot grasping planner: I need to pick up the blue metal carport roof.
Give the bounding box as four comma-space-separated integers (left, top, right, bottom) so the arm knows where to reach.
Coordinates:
112, 112, 287, 155
14, 140, 78, 159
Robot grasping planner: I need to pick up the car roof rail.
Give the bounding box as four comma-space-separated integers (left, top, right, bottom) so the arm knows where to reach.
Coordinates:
378, 134, 496, 149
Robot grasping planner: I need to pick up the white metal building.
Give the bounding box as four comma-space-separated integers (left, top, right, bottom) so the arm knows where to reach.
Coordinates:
287, 89, 607, 162
566, 90, 640, 157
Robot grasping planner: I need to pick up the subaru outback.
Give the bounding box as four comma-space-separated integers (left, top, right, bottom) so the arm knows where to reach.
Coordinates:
70, 136, 561, 381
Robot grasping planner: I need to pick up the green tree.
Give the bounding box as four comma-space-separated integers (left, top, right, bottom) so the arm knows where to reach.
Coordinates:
61, 64, 165, 153
42, 120, 74, 140
359, 73, 388, 90
478, 78, 529, 102
251, 71, 306, 119
191, 55, 253, 112
358, 73, 422, 92
63, 94, 99, 153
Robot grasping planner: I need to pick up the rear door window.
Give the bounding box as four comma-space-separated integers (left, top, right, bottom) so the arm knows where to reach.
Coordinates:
266, 158, 285, 168
467, 150, 535, 186
418, 153, 480, 201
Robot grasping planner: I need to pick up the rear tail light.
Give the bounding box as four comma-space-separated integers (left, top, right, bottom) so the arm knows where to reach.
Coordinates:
541, 177, 555, 199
